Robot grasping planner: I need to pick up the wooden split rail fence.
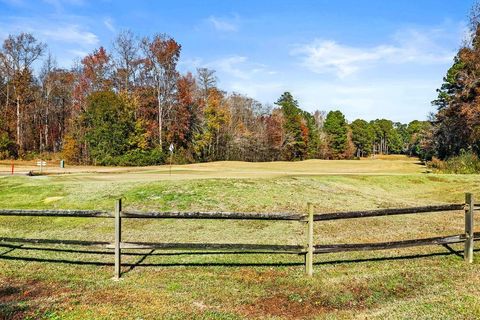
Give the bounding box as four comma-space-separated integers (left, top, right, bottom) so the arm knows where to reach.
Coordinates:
0, 193, 478, 279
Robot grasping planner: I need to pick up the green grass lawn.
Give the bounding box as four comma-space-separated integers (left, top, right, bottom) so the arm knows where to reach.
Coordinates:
1, 156, 480, 319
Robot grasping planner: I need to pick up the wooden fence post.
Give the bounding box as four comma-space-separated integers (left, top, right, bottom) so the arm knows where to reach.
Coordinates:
114, 199, 122, 280
465, 193, 474, 263
306, 202, 314, 276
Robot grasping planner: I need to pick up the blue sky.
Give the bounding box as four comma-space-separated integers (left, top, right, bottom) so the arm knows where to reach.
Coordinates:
0, 0, 474, 122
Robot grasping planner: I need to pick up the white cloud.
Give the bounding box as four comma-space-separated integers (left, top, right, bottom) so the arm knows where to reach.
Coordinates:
103, 17, 115, 33
172, 23, 463, 122
289, 79, 441, 122
0, 15, 100, 68
291, 40, 387, 77
210, 55, 249, 79
0, 16, 99, 46
179, 54, 282, 104
178, 57, 203, 71
202, 55, 277, 82
228, 80, 286, 103
67, 49, 88, 58
40, 24, 99, 45
291, 26, 457, 78
207, 15, 239, 32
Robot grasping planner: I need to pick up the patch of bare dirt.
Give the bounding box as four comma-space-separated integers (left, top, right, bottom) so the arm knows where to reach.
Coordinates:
238, 293, 328, 319
0, 278, 71, 320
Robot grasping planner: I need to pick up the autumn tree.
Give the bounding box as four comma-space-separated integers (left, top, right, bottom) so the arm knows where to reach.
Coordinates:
196, 67, 217, 103
0, 30, 424, 164
265, 109, 285, 161
141, 34, 181, 149
113, 30, 140, 93
429, 3, 480, 159
193, 88, 230, 161
167, 73, 197, 151
80, 47, 112, 93
431, 48, 473, 158
0, 33, 45, 152
64, 47, 114, 163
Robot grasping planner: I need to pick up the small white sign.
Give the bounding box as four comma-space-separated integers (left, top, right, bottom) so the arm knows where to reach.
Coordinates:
169, 143, 174, 153
36, 161, 47, 166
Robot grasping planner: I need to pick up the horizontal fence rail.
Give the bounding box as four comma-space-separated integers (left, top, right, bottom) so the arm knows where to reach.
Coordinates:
0, 194, 476, 279
0, 203, 470, 220
106, 242, 305, 253
121, 210, 305, 220
0, 237, 111, 247
0, 237, 305, 253
314, 232, 480, 254
0, 209, 111, 218
313, 204, 465, 221
0, 209, 305, 220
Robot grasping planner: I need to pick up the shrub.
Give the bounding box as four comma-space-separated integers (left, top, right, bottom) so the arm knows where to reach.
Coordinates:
0, 132, 17, 159
170, 147, 194, 164
428, 150, 480, 174
62, 133, 81, 164
100, 148, 165, 166
428, 157, 445, 171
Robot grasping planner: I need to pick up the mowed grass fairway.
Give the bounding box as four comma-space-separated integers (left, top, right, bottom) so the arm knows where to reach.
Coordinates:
1, 156, 480, 319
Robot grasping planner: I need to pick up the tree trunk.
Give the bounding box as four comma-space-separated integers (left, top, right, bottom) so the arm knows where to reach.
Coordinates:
157, 93, 163, 149
4, 83, 9, 121
44, 102, 49, 151
39, 129, 42, 152
16, 96, 21, 148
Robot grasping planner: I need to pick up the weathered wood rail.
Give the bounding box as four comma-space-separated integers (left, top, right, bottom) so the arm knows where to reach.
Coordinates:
0, 193, 477, 279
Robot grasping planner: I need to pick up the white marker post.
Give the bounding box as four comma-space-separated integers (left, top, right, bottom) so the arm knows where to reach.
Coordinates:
36, 160, 47, 174
169, 143, 174, 176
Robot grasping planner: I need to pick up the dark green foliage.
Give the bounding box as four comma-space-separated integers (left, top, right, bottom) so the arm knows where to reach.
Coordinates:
324, 110, 349, 158
369, 119, 406, 155
0, 118, 16, 159
275, 92, 307, 160
0, 132, 17, 159
84, 91, 134, 164
350, 118, 426, 158
394, 123, 409, 148
388, 128, 404, 154
302, 110, 321, 158
406, 120, 431, 158
350, 119, 374, 157
83, 91, 162, 166
431, 56, 465, 111
112, 148, 165, 166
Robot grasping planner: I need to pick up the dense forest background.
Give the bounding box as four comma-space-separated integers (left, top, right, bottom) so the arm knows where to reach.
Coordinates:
0, 30, 431, 165
3, 3, 480, 166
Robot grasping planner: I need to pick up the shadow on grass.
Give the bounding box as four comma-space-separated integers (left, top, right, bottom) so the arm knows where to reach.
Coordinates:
0, 243, 474, 274
442, 244, 463, 258
0, 244, 301, 256
125, 249, 155, 273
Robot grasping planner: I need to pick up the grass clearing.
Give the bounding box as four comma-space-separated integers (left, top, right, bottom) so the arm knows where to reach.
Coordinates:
1, 156, 480, 319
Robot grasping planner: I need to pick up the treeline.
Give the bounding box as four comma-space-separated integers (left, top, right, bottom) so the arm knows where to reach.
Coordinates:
428, 2, 480, 167
0, 31, 427, 165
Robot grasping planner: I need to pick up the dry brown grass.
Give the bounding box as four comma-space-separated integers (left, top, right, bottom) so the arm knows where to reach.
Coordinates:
0, 155, 479, 319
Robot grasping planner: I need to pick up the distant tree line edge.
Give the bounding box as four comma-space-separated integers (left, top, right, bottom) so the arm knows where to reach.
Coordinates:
4, 1, 480, 169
